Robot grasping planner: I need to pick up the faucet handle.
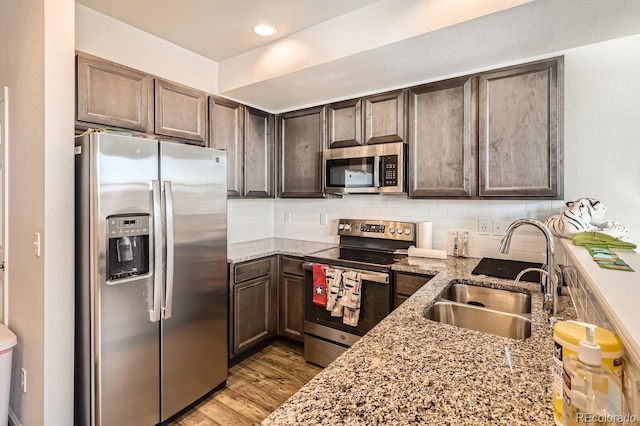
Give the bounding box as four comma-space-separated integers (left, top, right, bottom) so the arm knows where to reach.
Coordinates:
543, 293, 554, 314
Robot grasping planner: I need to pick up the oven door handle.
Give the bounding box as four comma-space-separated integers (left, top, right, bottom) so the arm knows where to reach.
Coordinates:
302, 262, 389, 284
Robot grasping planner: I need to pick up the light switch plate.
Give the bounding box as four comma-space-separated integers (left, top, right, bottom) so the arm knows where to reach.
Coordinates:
33, 232, 41, 257
493, 220, 509, 236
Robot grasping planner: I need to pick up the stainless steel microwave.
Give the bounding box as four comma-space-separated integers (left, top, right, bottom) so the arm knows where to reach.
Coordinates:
323, 142, 407, 194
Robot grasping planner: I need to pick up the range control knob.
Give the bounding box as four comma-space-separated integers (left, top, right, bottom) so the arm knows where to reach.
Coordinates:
338, 223, 345, 230
389, 227, 395, 234
404, 228, 411, 235
344, 224, 352, 231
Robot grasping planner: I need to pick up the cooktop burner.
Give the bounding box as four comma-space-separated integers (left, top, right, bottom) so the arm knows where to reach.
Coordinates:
305, 219, 415, 271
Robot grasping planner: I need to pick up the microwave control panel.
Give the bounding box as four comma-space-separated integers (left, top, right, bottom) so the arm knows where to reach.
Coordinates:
381, 155, 398, 186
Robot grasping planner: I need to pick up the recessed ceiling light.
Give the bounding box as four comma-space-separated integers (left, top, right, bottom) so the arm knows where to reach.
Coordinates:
253, 24, 276, 37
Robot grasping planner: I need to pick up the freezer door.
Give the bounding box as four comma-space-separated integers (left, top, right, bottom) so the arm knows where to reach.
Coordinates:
78, 133, 161, 426
159, 142, 228, 421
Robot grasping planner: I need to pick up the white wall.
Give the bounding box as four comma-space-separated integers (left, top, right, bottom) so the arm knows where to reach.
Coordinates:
75, 4, 219, 94
563, 34, 640, 237
218, 0, 531, 93
0, 0, 75, 424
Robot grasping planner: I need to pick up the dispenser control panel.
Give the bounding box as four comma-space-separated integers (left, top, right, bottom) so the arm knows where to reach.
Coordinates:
108, 216, 150, 237
107, 214, 150, 282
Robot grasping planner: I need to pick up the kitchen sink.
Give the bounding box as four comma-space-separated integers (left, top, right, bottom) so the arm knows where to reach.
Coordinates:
439, 282, 531, 314
424, 301, 532, 340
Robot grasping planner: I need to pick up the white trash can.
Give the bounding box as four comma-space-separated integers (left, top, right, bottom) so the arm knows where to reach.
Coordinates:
0, 324, 17, 425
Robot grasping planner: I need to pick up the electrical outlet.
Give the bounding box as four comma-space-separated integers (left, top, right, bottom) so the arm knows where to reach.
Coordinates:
493, 220, 509, 236
21, 368, 26, 393
320, 213, 328, 225
478, 219, 491, 235
284, 212, 292, 223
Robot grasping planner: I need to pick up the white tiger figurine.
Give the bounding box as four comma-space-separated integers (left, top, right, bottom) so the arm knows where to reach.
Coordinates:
544, 198, 630, 241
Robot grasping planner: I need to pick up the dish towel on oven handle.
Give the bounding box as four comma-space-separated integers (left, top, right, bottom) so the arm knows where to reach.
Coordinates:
312, 263, 328, 307
340, 271, 362, 327
325, 267, 344, 317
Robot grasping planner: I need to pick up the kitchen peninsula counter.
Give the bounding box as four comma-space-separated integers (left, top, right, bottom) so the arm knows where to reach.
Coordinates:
227, 238, 337, 263
227, 238, 338, 263
263, 256, 575, 426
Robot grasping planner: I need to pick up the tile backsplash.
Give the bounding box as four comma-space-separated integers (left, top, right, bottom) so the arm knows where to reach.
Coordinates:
227, 199, 275, 244
229, 196, 565, 262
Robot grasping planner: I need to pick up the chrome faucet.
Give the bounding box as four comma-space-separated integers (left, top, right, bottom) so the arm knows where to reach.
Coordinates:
498, 218, 558, 317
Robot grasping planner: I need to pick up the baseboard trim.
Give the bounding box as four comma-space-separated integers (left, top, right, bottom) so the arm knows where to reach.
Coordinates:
9, 408, 21, 426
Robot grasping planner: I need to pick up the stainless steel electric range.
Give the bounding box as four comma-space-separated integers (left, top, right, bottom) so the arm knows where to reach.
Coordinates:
303, 219, 415, 367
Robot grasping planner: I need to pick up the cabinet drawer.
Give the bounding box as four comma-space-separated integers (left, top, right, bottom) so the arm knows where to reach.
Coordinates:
395, 273, 433, 295
234, 257, 272, 283
280, 256, 304, 276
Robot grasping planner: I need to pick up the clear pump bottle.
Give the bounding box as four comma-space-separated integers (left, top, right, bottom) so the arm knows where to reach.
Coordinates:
562, 325, 623, 426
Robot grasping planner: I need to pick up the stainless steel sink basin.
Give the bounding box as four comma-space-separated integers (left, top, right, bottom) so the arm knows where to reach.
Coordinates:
440, 282, 531, 314
424, 301, 532, 340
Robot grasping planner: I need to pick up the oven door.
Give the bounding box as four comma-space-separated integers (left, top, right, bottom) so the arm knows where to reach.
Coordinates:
302, 262, 392, 337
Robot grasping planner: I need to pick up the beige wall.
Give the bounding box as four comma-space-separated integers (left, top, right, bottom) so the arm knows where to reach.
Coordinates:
0, 0, 75, 424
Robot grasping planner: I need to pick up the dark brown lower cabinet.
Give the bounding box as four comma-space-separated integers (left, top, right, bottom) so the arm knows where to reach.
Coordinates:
229, 256, 277, 359
394, 272, 434, 308
278, 256, 305, 342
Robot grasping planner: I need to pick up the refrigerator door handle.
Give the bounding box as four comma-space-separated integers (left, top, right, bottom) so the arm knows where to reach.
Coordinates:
163, 180, 175, 320
151, 180, 163, 323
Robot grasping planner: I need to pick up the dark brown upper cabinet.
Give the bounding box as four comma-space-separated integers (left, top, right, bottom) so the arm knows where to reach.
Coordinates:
407, 76, 477, 198
155, 78, 208, 145
327, 98, 362, 148
244, 107, 275, 198
278, 106, 326, 198
76, 52, 153, 133
364, 90, 405, 145
209, 98, 274, 198
478, 57, 563, 198
209, 96, 244, 196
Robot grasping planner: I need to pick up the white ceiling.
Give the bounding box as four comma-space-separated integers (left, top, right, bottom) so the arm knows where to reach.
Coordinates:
75, 0, 380, 62
76, 0, 640, 112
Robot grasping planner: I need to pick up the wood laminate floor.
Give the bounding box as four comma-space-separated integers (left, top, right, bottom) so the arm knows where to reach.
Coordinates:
165, 341, 322, 426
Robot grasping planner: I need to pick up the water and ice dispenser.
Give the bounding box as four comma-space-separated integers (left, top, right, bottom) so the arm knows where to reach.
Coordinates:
107, 215, 150, 282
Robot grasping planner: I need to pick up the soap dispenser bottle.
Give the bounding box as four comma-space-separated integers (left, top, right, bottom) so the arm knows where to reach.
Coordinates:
562, 325, 623, 426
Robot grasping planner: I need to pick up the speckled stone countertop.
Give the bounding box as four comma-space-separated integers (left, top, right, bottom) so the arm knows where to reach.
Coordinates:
263, 256, 575, 426
227, 238, 337, 263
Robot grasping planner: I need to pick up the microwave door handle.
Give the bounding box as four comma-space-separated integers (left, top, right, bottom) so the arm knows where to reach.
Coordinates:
373, 156, 381, 188
150, 180, 163, 323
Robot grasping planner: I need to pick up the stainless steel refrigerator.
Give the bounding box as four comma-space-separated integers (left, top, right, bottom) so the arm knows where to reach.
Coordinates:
75, 132, 228, 425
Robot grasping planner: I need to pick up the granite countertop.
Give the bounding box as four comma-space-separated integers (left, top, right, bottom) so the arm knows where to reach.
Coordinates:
263, 256, 575, 426
227, 238, 337, 263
